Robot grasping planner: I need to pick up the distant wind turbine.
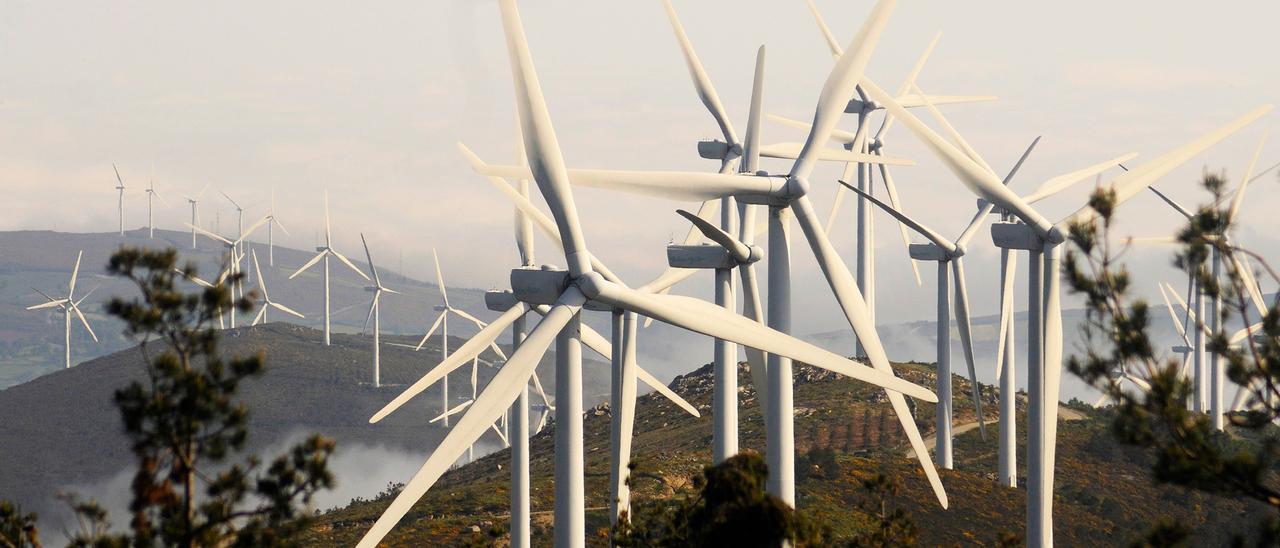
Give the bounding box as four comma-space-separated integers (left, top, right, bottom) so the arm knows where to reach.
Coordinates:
112, 164, 126, 236
266, 189, 290, 267
189, 216, 271, 328
360, 234, 399, 388
183, 185, 210, 249
144, 179, 167, 239
26, 251, 98, 368
288, 191, 369, 345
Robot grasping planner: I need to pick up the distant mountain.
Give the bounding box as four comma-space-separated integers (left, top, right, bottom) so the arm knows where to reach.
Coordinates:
0, 322, 611, 537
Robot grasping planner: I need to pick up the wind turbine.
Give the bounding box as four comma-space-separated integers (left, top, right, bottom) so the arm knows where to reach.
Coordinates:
353, 2, 936, 546
112, 164, 126, 236
475, 0, 955, 512
222, 191, 249, 288
360, 234, 399, 388
413, 248, 507, 426
869, 68, 1270, 544
266, 189, 290, 267
189, 215, 270, 328
250, 249, 304, 326
183, 184, 210, 249
460, 142, 704, 530
288, 191, 370, 345
26, 251, 98, 369
144, 179, 167, 239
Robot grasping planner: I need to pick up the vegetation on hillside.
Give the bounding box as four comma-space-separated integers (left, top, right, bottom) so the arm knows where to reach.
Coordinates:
1066, 172, 1280, 544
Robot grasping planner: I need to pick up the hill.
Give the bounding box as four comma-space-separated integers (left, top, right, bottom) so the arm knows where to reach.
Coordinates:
306, 361, 1273, 546
0, 322, 613, 536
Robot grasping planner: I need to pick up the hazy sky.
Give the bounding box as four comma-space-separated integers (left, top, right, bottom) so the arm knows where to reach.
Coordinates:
2, 0, 1277, 339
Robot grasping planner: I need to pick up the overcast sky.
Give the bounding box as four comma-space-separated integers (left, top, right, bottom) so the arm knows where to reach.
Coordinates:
2, 0, 1277, 339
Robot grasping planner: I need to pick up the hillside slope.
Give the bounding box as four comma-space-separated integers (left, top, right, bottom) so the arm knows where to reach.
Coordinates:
307, 362, 1272, 546
0, 322, 612, 529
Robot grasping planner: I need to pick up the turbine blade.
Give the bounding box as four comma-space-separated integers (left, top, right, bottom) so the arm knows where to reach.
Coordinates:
994, 251, 1017, 379
472, 163, 773, 203
354, 290, 583, 548
271, 302, 305, 319
767, 114, 856, 144
26, 298, 67, 311
1147, 186, 1194, 220
895, 94, 999, 108
876, 160, 923, 285
361, 233, 383, 288
788, 196, 950, 507
432, 248, 449, 308
186, 223, 234, 246
331, 249, 370, 281
458, 143, 625, 284
415, 311, 447, 351
840, 180, 954, 252
220, 191, 242, 210
252, 307, 267, 326
675, 209, 753, 262
802, 0, 843, 58
1059, 106, 1274, 227
72, 305, 98, 342
363, 296, 377, 333
238, 215, 270, 242
877, 32, 941, 139
911, 82, 996, 174
790, 0, 896, 182
954, 136, 1041, 248
1024, 152, 1139, 204
373, 303, 528, 423
453, 309, 510, 360
742, 45, 765, 172
502, 0, 591, 276
68, 250, 83, 297
862, 78, 1057, 241
660, 0, 738, 148
252, 249, 268, 300
429, 400, 475, 423
588, 277, 936, 402
758, 142, 912, 165
1226, 131, 1269, 224
1157, 283, 1189, 344
951, 259, 986, 439
288, 250, 327, 279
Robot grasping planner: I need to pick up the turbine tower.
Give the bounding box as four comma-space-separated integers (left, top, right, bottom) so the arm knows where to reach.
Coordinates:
26, 251, 98, 369
360, 234, 400, 388
353, 2, 936, 545
288, 191, 370, 345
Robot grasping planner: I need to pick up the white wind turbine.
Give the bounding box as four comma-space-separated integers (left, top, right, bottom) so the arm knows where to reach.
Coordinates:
26, 251, 98, 369
353, 1, 937, 545
250, 249, 304, 326
460, 141, 706, 530
189, 216, 270, 328
414, 248, 509, 427
144, 179, 167, 239
112, 164, 127, 236
870, 68, 1270, 544
221, 191, 250, 287
476, 0, 955, 511
359, 234, 400, 388
266, 189, 290, 267
183, 184, 210, 249
288, 191, 370, 346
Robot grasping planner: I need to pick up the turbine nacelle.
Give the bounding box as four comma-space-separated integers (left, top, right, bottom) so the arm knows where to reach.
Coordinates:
695, 139, 743, 161
510, 266, 570, 306
990, 221, 1043, 251
484, 290, 520, 312
844, 98, 883, 114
